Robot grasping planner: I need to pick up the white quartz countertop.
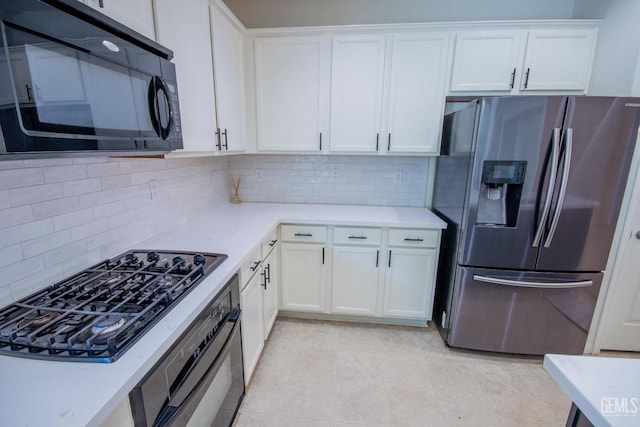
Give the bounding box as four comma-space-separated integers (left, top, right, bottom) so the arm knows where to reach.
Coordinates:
0, 202, 445, 427
544, 354, 640, 426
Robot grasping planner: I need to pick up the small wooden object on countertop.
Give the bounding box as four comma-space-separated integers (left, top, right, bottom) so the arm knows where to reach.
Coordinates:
231, 177, 242, 204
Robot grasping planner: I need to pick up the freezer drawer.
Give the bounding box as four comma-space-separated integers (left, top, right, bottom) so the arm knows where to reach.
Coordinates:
447, 266, 601, 355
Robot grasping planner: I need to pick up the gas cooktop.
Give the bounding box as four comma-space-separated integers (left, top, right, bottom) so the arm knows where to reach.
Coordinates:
0, 250, 226, 362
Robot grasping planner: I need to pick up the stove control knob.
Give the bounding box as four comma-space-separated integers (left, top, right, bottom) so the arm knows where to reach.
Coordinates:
147, 251, 160, 263
193, 254, 206, 266
125, 253, 138, 264
173, 256, 186, 266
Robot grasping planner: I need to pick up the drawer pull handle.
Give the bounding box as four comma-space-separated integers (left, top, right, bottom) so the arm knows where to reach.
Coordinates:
250, 261, 260, 271
294, 233, 313, 237
268, 239, 278, 247
348, 235, 367, 240
404, 238, 424, 242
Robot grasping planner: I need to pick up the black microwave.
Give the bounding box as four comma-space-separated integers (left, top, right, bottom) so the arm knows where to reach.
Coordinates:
0, 0, 183, 158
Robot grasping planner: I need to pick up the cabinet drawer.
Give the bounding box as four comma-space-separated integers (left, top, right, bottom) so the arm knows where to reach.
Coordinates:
388, 229, 439, 248
262, 228, 279, 257
240, 247, 262, 288
280, 225, 327, 243
334, 227, 381, 245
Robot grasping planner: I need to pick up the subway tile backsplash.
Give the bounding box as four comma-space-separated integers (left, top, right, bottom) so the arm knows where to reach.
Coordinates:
230, 155, 430, 207
0, 156, 230, 305
0, 153, 430, 306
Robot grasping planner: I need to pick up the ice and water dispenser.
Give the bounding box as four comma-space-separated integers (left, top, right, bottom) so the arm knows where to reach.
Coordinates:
476, 161, 526, 226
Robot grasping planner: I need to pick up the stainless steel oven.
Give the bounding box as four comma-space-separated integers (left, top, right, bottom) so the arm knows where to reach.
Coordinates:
129, 274, 244, 427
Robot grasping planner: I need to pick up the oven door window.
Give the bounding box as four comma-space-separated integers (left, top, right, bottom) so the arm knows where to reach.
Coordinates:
2, 24, 160, 141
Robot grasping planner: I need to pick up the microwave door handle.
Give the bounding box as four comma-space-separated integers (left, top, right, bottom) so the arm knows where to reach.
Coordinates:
148, 76, 173, 140
473, 274, 592, 289
533, 127, 561, 247
544, 128, 573, 248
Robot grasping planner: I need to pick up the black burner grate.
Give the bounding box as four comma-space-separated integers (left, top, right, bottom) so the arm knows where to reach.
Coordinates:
0, 250, 226, 362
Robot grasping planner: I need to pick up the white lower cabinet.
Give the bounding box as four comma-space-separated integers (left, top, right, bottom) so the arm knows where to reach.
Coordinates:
331, 246, 380, 315
281, 243, 326, 312
280, 224, 440, 323
240, 270, 264, 383
262, 246, 279, 336
383, 248, 437, 319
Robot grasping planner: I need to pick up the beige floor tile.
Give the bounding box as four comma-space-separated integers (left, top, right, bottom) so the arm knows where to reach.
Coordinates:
235, 318, 575, 427
232, 410, 279, 427
277, 415, 333, 427
279, 377, 336, 421
290, 346, 338, 381
240, 371, 287, 415
335, 379, 390, 426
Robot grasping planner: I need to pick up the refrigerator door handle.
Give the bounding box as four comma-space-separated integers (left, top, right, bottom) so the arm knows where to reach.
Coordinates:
473, 274, 592, 289
533, 127, 561, 247
544, 127, 573, 248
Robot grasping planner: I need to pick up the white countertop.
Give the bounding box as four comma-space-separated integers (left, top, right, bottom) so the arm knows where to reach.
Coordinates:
544, 354, 640, 426
0, 202, 445, 427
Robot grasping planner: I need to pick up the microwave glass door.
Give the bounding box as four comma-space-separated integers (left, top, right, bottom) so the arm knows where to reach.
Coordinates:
3, 24, 163, 140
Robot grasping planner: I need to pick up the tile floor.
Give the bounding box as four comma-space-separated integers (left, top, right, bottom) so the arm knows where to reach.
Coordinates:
233, 317, 573, 427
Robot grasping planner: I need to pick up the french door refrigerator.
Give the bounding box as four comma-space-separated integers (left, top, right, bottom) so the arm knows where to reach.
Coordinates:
432, 96, 640, 355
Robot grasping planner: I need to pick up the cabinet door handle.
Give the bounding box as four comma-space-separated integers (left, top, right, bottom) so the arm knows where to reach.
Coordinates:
376, 250, 379, 268
523, 68, 530, 89
319, 132, 322, 151
388, 250, 392, 268
265, 263, 271, 283
222, 129, 228, 150
268, 239, 278, 247
250, 261, 260, 272
99, 0, 104, 7
348, 236, 367, 240
25, 84, 33, 102
387, 134, 391, 151
376, 133, 379, 151
215, 128, 222, 150
322, 247, 325, 264
404, 238, 424, 242
261, 270, 267, 289
294, 233, 312, 237
510, 68, 516, 89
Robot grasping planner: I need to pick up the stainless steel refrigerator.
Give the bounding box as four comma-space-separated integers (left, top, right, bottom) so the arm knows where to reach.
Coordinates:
432, 96, 640, 355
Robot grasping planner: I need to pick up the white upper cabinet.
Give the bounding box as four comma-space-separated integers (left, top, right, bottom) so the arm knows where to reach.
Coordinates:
385, 32, 449, 154
520, 29, 595, 92
450, 27, 597, 94
155, 0, 218, 153
329, 33, 448, 155
330, 35, 386, 153
255, 36, 330, 152
210, 4, 246, 152
450, 30, 524, 92
83, 0, 156, 40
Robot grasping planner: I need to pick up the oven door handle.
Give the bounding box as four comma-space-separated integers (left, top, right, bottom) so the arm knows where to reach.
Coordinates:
155, 308, 241, 426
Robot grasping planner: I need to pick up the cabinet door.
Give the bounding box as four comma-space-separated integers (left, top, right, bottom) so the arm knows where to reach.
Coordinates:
255, 36, 329, 152
330, 35, 386, 152
520, 29, 595, 91
240, 272, 264, 383
263, 247, 279, 336
84, 0, 156, 40
331, 246, 380, 315
155, 0, 218, 153
383, 248, 436, 319
210, 4, 246, 152
281, 243, 326, 312
386, 33, 449, 154
450, 30, 523, 92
